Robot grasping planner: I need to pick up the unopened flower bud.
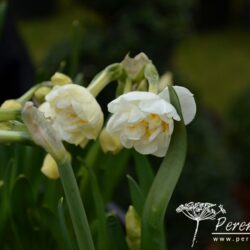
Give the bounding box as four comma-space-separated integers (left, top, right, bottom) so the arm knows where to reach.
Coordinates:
22, 102, 67, 162
99, 128, 123, 154
41, 154, 59, 179
34, 86, 51, 103
1, 99, 22, 110
51, 72, 72, 86
158, 72, 173, 92
144, 63, 159, 93
125, 206, 141, 250
121, 53, 151, 81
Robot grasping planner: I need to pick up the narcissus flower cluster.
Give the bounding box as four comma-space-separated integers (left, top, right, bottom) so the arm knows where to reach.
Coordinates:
38, 54, 196, 158
30, 54, 196, 178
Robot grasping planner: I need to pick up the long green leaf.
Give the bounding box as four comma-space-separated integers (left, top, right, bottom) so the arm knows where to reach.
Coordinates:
10, 175, 35, 249
39, 205, 75, 250
127, 175, 144, 216
106, 213, 128, 250
58, 197, 74, 250
133, 152, 154, 197
101, 150, 131, 202
141, 86, 187, 250
88, 168, 109, 250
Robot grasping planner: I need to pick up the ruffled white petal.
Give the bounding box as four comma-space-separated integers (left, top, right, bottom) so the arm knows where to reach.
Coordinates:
159, 85, 196, 125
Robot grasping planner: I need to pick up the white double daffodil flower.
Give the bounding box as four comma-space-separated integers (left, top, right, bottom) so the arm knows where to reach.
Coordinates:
106, 86, 196, 157
39, 84, 104, 147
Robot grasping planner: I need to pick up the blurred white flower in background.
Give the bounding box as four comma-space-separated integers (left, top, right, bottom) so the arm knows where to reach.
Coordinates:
40, 84, 104, 147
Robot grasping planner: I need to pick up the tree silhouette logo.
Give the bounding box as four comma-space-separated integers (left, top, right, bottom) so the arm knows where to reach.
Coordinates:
176, 202, 226, 247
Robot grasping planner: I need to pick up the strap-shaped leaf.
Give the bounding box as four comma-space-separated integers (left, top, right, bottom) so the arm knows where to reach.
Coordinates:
106, 213, 128, 250
58, 198, 74, 250
127, 175, 144, 215
88, 168, 109, 250
133, 152, 154, 197
141, 86, 187, 250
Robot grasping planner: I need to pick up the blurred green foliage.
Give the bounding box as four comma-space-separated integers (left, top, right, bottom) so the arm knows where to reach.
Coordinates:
0, 1, 7, 36
0, 141, 131, 249
227, 87, 250, 183
173, 29, 250, 115
18, 0, 193, 79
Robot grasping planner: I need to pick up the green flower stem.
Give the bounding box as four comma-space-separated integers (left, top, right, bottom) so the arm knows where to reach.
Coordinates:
87, 63, 123, 97
0, 110, 20, 121
0, 130, 32, 144
123, 78, 133, 93
58, 154, 95, 250
17, 84, 42, 103
144, 63, 159, 94
141, 87, 187, 250
21, 103, 94, 250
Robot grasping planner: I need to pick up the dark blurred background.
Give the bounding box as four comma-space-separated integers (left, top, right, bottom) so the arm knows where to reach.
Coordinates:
1, 0, 250, 249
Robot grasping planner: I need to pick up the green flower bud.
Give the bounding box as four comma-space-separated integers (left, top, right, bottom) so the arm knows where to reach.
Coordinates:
125, 206, 141, 250
34, 86, 51, 103
51, 72, 72, 86
144, 63, 159, 94
1, 99, 22, 110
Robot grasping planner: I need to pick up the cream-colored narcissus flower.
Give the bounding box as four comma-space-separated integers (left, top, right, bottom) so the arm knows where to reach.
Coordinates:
106, 91, 180, 157
107, 87, 196, 157
99, 128, 123, 154
39, 84, 104, 147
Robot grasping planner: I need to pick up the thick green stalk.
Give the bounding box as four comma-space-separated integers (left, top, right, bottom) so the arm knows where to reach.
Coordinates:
87, 63, 123, 97
17, 84, 42, 103
141, 87, 187, 250
0, 130, 32, 144
58, 155, 95, 250
0, 110, 20, 121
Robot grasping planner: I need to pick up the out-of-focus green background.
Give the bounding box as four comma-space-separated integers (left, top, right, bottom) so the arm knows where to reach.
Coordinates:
1, 0, 250, 249
16, 0, 250, 115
